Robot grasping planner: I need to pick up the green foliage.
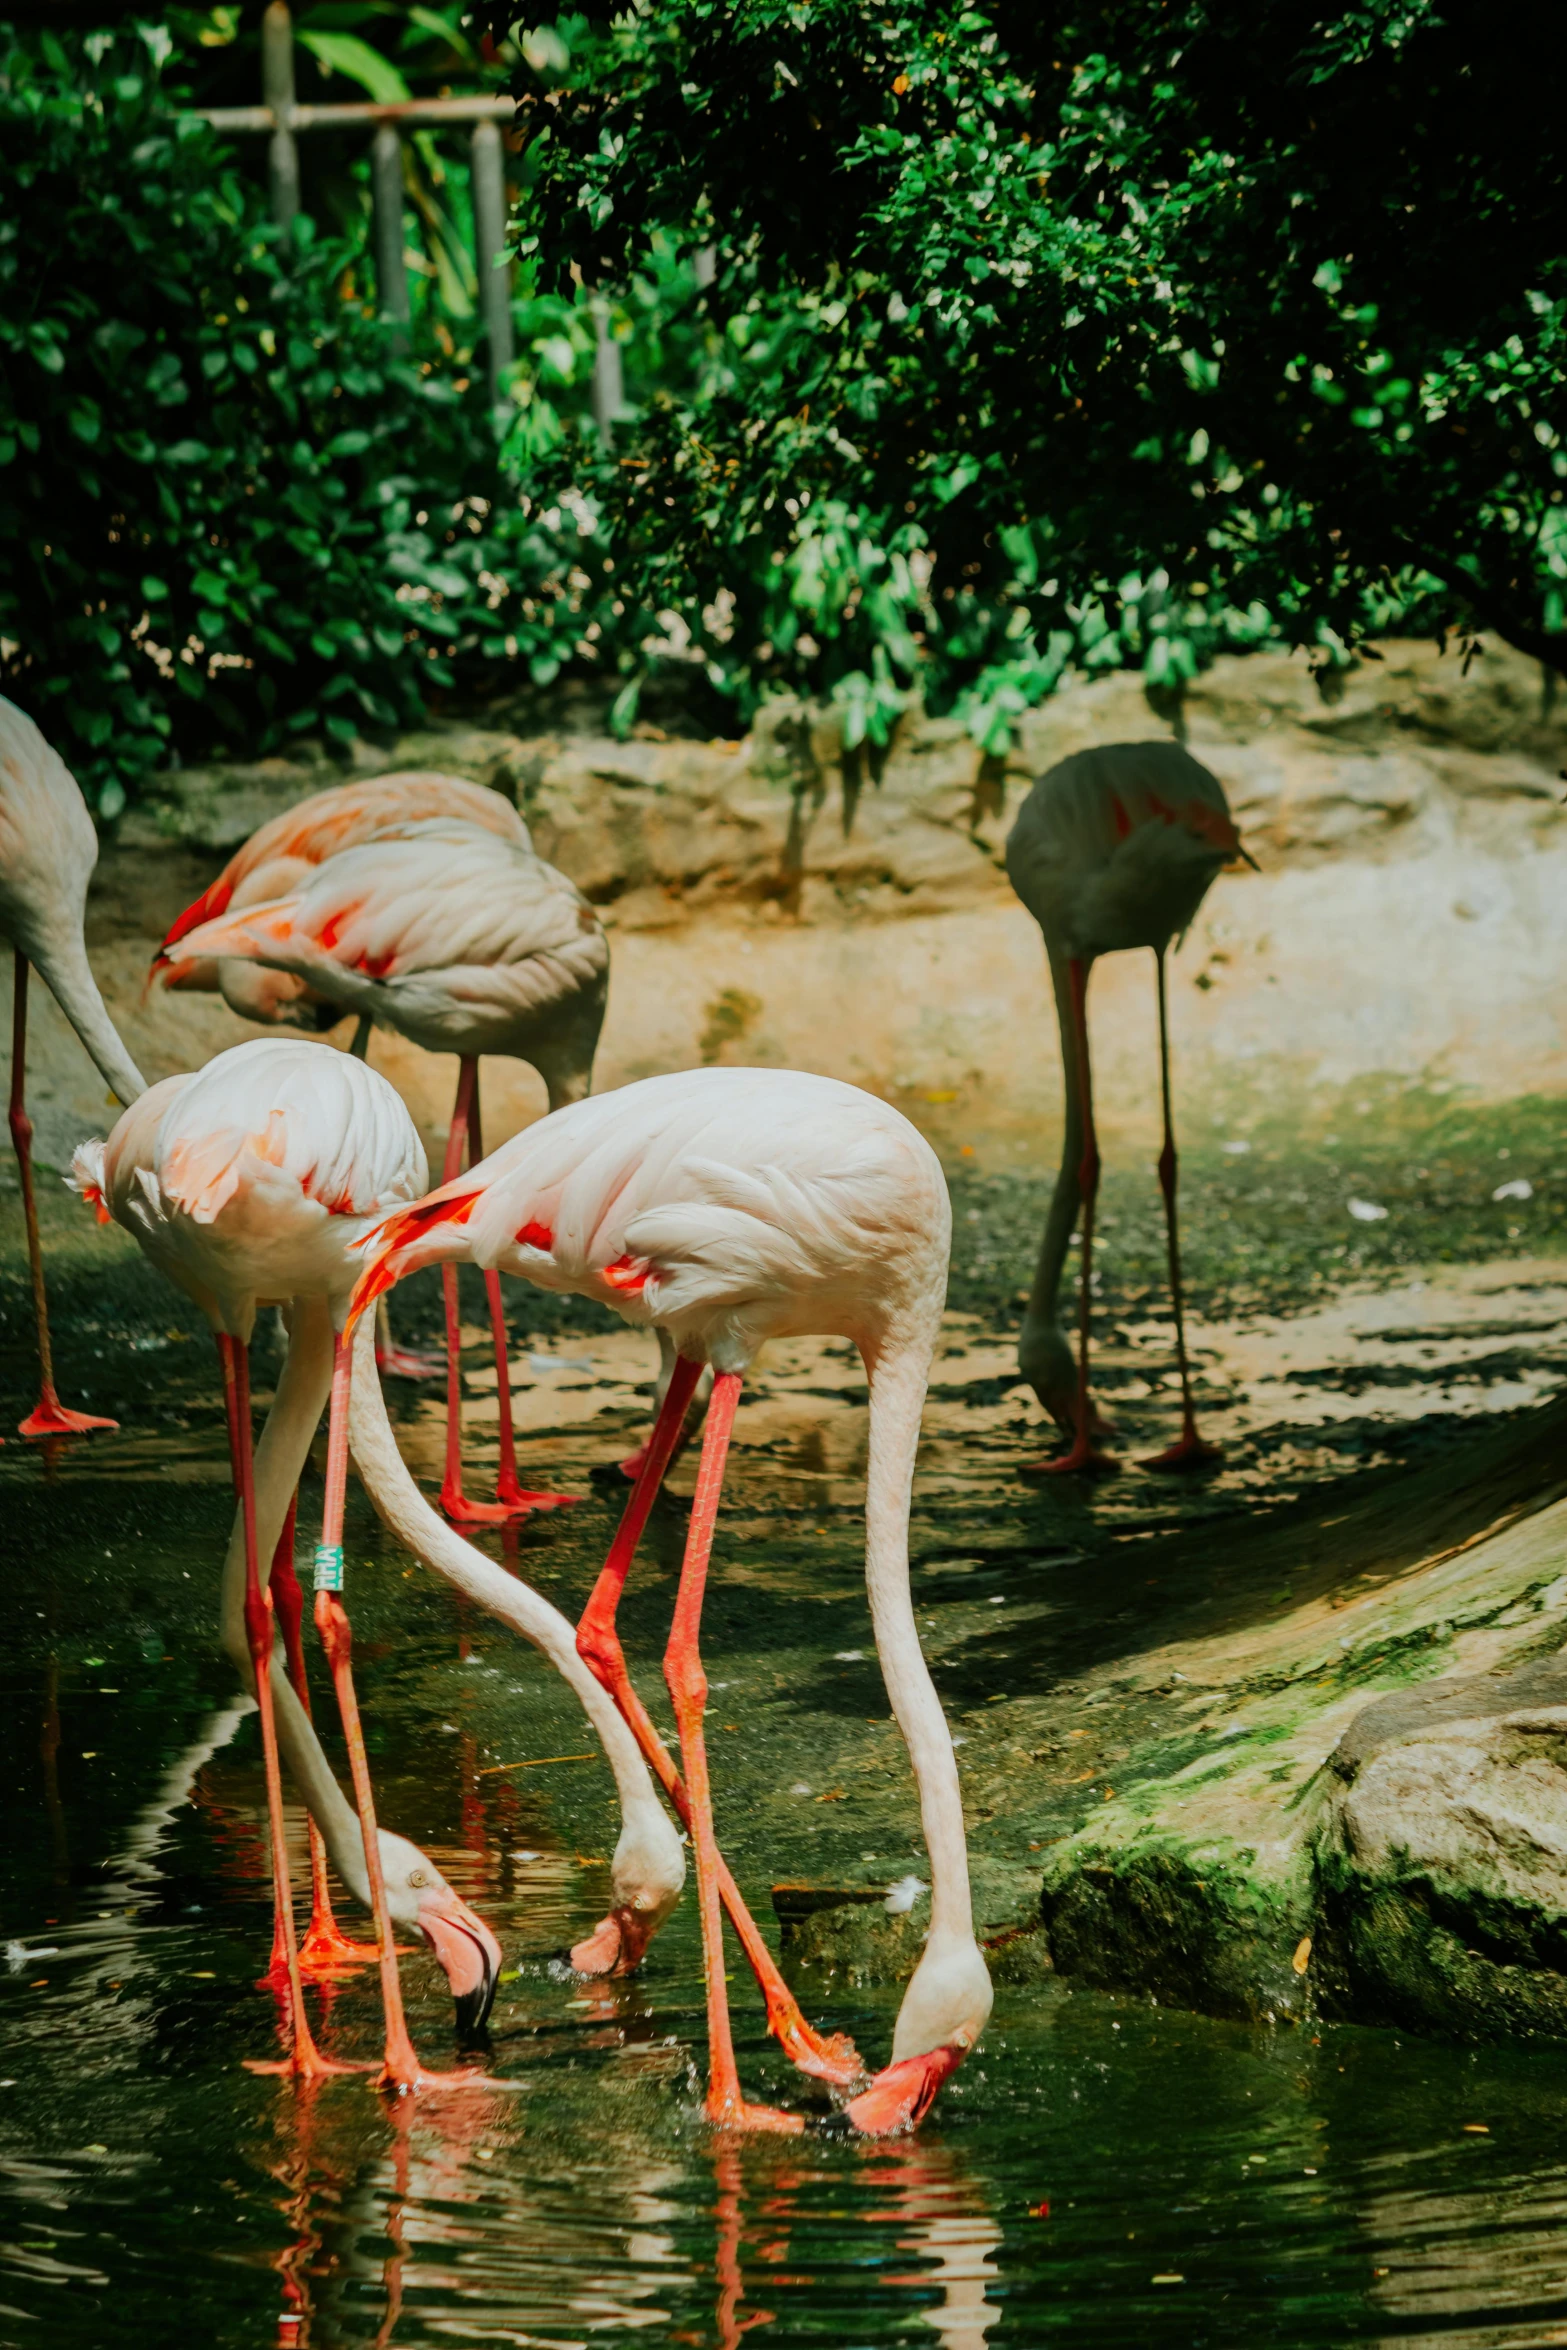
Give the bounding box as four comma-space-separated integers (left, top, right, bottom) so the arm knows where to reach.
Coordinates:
0, 18, 612, 813
491, 0, 1566, 739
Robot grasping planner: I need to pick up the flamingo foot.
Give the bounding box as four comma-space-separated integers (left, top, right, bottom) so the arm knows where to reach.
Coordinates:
244, 2048, 371, 2081
297, 1912, 383, 1977
708, 2096, 805, 2136
376, 1343, 446, 1381
441, 1481, 579, 1524
19, 1393, 116, 1438
768, 2010, 865, 2089
376, 2060, 523, 2098
440, 1484, 524, 1526
836, 2041, 969, 2137
1023, 1438, 1119, 1478
1141, 1431, 1223, 1473
495, 1474, 582, 1516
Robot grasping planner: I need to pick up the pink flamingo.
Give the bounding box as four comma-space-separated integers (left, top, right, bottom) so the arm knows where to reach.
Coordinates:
1, 696, 145, 1436
73, 1038, 686, 2050
153, 768, 532, 1004
1005, 741, 1254, 1475
163, 820, 608, 1525
153, 770, 531, 1385
71, 1040, 501, 2088
351, 1065, 992, 2135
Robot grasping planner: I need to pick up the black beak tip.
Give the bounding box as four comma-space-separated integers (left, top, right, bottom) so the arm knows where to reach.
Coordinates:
453, 1970, 498, 2039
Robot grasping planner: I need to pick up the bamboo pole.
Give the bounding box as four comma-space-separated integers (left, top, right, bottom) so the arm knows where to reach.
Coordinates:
470, 118, 515, 407
591, 299, 622, 450
260, 0, 299, 233
371, 125, 410, 347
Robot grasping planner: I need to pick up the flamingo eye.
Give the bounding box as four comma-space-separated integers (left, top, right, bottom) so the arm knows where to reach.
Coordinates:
407, 1869, 428, 1888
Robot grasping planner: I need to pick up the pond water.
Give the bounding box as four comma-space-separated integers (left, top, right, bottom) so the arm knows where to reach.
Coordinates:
5, 1198, 1567, 2348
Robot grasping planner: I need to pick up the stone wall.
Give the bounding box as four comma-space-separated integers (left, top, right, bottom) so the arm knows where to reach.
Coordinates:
119, 638, 1567, 925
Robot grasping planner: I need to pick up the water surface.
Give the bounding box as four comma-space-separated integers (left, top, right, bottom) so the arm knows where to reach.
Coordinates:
5, 1212, 1567, 2346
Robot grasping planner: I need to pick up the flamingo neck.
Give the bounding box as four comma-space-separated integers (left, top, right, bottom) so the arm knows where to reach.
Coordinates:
860, 1317, 975, 1949
343, 1316, 675, 1874
215, 1295, 364, 1880
29, 934, 146, 1107
1024, 948, 1089, 1335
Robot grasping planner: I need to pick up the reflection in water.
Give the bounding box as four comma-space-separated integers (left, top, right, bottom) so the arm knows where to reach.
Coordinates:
38, 1651, 69, 1898
888, 2144, 1003, 2350
14, 1406, 1567, 2349
1363, 2155, 1567, 2350
713, 2140, 772, 2348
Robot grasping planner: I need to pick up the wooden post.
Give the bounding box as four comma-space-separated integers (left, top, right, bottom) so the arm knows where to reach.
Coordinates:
261, 0, 299, 232
590, 298, 622, 450
470, 118, 514, 406
371, 125, 410, 347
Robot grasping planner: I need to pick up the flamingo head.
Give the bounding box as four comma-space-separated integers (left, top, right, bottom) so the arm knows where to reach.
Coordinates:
567, 1799, 686, 1976
375, 1831, 504, 2035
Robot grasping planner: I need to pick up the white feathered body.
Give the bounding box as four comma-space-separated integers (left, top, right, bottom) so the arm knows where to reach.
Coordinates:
170, 823, 608, 1105
72, 1037, 426, 1336
157, 769, 531, 1012
363, 1066, 951, 1370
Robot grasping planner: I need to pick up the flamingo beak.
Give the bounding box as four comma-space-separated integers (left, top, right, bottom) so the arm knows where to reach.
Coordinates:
418, 1897, 503, 2035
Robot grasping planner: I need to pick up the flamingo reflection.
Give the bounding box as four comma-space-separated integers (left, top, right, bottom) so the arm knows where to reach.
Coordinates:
873, 2138, 1003, 2350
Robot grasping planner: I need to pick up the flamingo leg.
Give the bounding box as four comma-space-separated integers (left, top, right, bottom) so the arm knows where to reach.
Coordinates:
469, 1065, 577, 1518
1142, 948, 1222, 1472
351, 1018, 444, 1385
662, 1372, 800, 2131
265, 1494, 380, 1981
1040, 956, 1118, 1475
577, 1357, 862, 2089
221, 1336, 352, 2082
10, 953, 116, 1439
618, 1333, 705, 1483
313, 1329, 500, 2094
438, 1058, 519, 1526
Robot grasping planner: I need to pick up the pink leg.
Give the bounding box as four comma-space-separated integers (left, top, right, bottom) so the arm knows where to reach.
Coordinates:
11, 954, 116, 1440
1141, 949, 1222, 1473
663, 1373, 800, 2131
314, 1329, 500, 2094
469, 1067, 577, 1518
350, 1019, 441, 1382
1038, 957, 1118, 1476
577, 1360, 862, 2086
265, 1494, 379, 1982
221, 1337, 356, 2082
438, 1060, 549, 1524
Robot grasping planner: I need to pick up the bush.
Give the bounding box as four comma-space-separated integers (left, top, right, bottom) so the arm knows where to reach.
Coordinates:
0, 20, 620, 814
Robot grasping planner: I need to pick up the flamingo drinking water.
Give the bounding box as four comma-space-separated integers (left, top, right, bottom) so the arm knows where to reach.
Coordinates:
71, 1043, 497, 2087
164, 820, 609, 1526
1, 697, 145, 1436
73, 1039, 686, 2072
352, 1065, 993, 2135
1005, 740, 1254, 1474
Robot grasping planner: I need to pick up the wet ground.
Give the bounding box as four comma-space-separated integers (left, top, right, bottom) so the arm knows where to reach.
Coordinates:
6, 1097, 1567, 2346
